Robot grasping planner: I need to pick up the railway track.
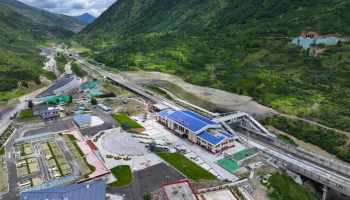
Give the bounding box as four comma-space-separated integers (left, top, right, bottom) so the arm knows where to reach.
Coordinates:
235, 130, 350, 183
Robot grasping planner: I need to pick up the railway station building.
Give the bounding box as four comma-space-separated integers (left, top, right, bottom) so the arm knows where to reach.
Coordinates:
157, 109, 236, 153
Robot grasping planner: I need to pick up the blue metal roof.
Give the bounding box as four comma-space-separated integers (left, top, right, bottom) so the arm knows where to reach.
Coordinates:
14, 132, 53, 144
20, 180, 106, 200
217, 130, 234, 138
42, 113, 60, 119
181, 110, 217, 125
198, 131, 226, 145
77, 107, 86, 110
74, 110, 84, 115
158, 109, 174, 118
39, 109, 60, 114
166, 110, 208, 132
73, 114, 92, 125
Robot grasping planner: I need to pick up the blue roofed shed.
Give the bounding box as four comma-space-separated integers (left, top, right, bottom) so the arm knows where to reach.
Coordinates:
20, 180, 106, 200
73, 114, 92, 128
77, 107, 86, 110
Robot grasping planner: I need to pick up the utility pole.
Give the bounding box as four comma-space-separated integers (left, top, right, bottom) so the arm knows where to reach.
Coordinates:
246, 129, 249, 155
211, 63, 215, 76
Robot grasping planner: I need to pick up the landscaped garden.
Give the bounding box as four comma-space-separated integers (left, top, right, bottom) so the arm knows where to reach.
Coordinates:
156, 153, 216, 180
108, 165, 133, 187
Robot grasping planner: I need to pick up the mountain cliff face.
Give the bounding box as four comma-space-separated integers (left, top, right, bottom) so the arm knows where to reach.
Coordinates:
73, 13, 96, 24
75, 0, 350, 134
0, 0, 86, 31
0, 3, 71, 92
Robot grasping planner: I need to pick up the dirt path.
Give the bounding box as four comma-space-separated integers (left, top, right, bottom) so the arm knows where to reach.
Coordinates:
275, 113, 350, 136
65, 62, 72, 74
265, 125, 342, 161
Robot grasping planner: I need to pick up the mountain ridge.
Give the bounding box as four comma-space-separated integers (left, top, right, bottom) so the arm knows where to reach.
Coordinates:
73, 12, 96, 24
0, 0, 86, 31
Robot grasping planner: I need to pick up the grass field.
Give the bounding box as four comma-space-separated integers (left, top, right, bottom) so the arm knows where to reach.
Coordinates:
111, 114, 144, 129
83, 158, 96, 179
19, 109, 40, 118
108, 165, 133, 187
156, 153, 216, 180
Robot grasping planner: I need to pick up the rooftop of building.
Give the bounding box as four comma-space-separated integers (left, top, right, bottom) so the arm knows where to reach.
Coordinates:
73, 113, 92, 125
162, 180, 199, 200
20, 180, 106, 200
158, 109, 218, 133
37, 77, 75, 97
32, 104, 54, 112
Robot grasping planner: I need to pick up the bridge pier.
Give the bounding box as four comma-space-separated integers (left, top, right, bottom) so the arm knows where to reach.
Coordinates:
322, 185, 329, 200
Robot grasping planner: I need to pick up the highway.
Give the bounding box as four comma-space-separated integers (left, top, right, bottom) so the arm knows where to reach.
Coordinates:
0, 102, 26, 137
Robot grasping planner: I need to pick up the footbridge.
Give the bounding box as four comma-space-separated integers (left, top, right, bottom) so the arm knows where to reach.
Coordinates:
213, 112, 276, 138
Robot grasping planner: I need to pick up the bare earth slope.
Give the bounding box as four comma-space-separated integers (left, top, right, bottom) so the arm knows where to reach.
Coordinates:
121, 71, 273, 119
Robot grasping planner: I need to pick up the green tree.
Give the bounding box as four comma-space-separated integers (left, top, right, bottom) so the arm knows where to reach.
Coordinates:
143, 189, 151, 200
28, 101, 33, 109
69, 95, 73, 103
56, 98, 60, 105
91, 98, 97, 105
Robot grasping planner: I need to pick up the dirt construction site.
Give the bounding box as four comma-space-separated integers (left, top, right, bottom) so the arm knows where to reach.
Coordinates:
102, 98, 150, 116
120, 71, 274, 120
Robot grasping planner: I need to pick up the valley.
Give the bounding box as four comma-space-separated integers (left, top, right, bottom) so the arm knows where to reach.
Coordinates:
1, 0, 350, 200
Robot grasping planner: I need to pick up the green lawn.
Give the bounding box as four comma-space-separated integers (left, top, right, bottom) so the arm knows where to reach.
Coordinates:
111, 114, 143, 128
108, 165, 133, 187
83, 158, 96, 179
156, 153, 216, 180
19, 109, 40, 118
266, 172, 318, 200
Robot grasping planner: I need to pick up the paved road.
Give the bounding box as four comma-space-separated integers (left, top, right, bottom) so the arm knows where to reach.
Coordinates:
32, 141, 52, 182
0, 102, 26, 136
21, 120, 75, 138
55, 137, 82, 177
106, 163, 185, 200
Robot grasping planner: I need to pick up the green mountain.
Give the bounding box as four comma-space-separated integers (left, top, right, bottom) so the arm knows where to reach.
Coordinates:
0, 3, 72, 98
73, 13, 96, 24
0, 0, 86, 31
76, 0, 350, 133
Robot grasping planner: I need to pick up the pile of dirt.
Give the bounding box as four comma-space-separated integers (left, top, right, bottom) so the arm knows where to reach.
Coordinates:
121, 71, 274, 119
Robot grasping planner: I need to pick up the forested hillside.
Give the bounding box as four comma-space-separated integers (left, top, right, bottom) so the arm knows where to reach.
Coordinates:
0, 0, 86, 31
0, 3, 72, 99
76, 0, 350, 132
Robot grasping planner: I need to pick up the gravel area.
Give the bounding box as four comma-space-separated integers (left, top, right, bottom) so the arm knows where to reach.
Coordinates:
121, 71, 273, 119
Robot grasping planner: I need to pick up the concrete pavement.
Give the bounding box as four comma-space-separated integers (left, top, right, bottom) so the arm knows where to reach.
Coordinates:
106, 163, 185, 200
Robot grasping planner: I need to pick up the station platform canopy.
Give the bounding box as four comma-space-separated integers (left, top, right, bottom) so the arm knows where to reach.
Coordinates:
20, 174, 77, 194
14, 132, 53, 144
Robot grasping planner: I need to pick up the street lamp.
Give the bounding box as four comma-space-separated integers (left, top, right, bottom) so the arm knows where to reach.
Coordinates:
166, 153, 169, 161
166, 175, 169, 183
183, 165, 186, 173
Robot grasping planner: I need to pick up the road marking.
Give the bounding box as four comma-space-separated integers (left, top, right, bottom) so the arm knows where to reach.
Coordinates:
8, 153, 10, 159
